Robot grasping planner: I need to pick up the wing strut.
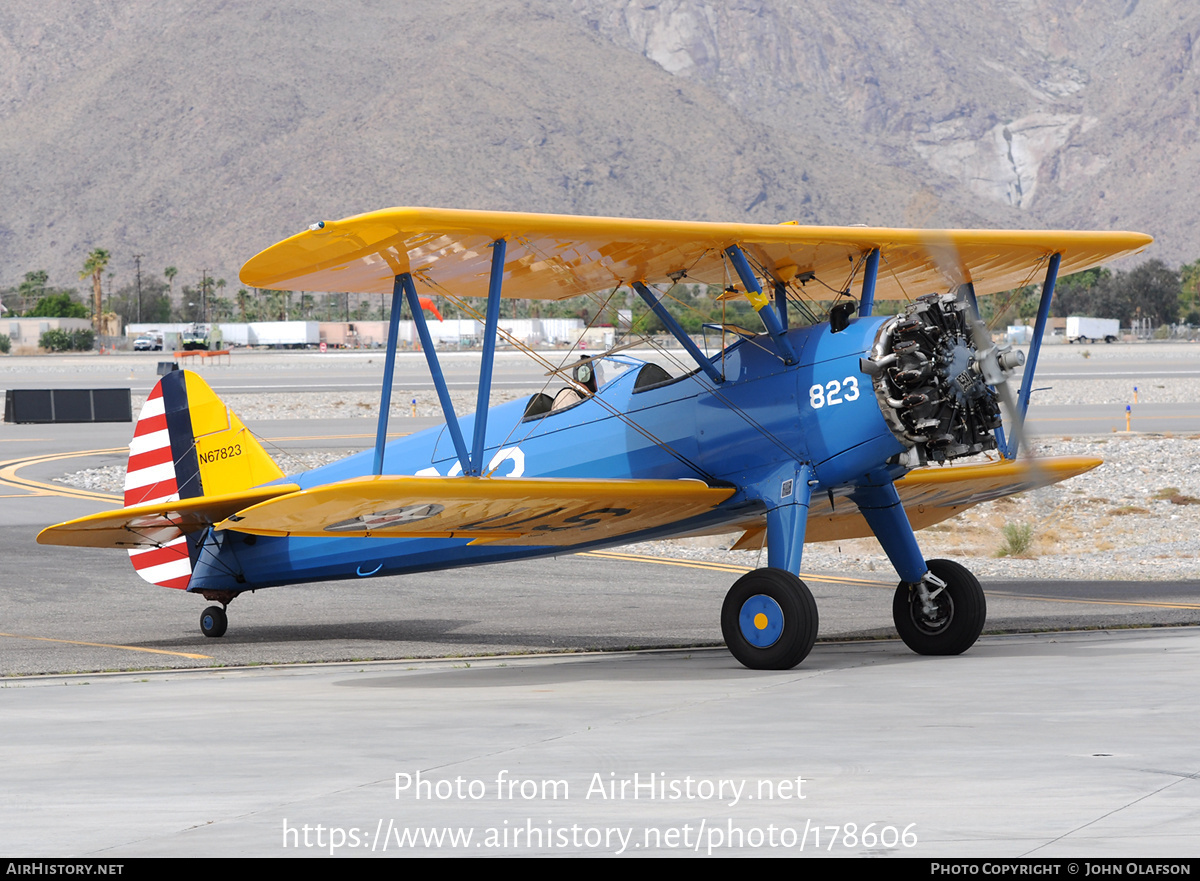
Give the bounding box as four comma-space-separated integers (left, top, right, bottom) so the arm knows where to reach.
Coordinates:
402, 273, 473, 476
724, 245, 797, 364
385, 240, 508, 478
632, 282, 725, 384
373, 275, 406, 476
471, 239, 506, 475
858, 248, 881, 317
1008, 252, 1060, 459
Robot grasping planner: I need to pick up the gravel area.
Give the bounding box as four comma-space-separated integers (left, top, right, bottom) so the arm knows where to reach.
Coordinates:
626, 434, 1200, 582
123, 388, 538, 421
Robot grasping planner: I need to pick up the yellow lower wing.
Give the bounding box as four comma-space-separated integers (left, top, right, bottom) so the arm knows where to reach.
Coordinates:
731, 456, 1101, 548
37, 485, 302, 549
216, 476, 735, 547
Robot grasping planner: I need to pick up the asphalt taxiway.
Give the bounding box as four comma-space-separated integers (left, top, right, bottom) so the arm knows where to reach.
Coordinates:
2, 350, 1198, 856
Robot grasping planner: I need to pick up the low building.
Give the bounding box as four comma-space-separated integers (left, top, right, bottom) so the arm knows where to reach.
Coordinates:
5, 317, 93, 354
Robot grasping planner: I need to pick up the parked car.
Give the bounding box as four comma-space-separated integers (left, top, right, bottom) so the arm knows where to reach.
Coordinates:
133, 335, 162, 351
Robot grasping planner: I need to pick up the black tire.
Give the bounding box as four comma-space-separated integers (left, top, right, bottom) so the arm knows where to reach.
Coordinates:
200, 605, 228, 638
893, 559, 985, 656
721, 568, 818, 670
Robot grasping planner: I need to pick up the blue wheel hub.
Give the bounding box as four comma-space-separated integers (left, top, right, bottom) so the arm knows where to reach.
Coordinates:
738, 594, 784, 648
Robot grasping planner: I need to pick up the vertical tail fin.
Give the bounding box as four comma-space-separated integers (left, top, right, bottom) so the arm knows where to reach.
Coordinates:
126, 370, 284, 589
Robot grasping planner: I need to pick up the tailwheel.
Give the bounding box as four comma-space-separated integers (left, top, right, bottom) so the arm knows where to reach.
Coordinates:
200, 605, 228, 638
721, 568, 818, 670
893, 559, 986, 656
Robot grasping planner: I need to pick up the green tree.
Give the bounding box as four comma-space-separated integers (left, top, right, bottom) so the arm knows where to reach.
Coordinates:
1094, 259, 1180, 326
17, 270, 50, 314
210, 295, 234, 322
111, 277, 171, 326
1050, 268, 1110, 318
298, 293, 315, 319
39, 328, 95, 352
80, 248, 111, 331
177, 284, 203, 323
26, 292, 89, 318
1179, 259, 1200, 323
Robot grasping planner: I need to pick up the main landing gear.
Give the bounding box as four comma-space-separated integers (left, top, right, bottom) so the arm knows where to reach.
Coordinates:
721, 568, 818, 670
720, 559, 987, 669
892, 559, 986, 656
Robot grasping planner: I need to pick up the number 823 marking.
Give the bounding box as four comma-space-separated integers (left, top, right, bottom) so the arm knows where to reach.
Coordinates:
809, 377, 860, 409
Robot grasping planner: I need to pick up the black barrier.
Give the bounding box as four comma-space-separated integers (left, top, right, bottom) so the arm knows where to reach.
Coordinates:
157, 361, 178, 375
3, 388, 132, 423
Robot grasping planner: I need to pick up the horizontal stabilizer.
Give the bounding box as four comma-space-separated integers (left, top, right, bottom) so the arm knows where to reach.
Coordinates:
36, 484, 302, 549
215, 476, 736, 547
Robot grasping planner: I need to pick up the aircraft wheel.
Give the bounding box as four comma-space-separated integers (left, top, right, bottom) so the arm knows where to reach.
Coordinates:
721, 568, 818, 670
200, 606, 228, 638
893, 559, 986, 656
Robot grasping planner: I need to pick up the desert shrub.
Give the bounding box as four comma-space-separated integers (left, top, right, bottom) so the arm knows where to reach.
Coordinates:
39, 328, 95, 352
996, 522, 1034, 557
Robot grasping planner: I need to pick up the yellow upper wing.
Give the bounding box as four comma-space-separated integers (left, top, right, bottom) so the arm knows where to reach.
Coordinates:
240, 206, 1152, 301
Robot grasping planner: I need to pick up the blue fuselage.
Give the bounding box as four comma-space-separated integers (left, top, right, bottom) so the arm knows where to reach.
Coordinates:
189, 318, 907, 593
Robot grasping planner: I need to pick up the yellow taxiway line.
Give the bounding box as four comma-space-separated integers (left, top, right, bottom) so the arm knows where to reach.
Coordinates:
988, 591, 1200, 611
581, 550, 892, 587
581, 551, 1200, 611
0, 632, 212, 660
0, 448, 125, 502
0, 434, 404, 502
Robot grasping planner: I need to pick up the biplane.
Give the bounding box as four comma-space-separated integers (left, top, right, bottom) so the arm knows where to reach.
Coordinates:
38, 208, 1152, 669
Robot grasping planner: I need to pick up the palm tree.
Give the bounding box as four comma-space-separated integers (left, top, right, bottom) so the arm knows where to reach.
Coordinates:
164, 266, 178, 313
80, 248, 111, 332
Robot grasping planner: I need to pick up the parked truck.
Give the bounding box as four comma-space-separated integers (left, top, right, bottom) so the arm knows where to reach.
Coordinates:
247, 321, 320, 347
1066, 316, 1119, 344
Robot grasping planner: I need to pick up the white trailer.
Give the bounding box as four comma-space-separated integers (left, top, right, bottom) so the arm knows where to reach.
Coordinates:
247, 321, 321, 347
1066, 316, 1119, 343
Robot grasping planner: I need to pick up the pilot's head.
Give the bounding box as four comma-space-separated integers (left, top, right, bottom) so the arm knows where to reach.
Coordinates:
573, 355, 598, 393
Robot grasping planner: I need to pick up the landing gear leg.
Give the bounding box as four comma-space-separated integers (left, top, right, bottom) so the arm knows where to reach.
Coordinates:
852, 477, 988, 656
724, 464, 819, 669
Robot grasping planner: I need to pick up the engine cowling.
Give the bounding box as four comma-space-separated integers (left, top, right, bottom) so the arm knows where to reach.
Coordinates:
864, 293, 1022, 466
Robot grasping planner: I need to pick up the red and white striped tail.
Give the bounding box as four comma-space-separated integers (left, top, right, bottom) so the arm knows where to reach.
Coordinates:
125, 383, 179, 507
125, 383, 193, 590
128, 536, 194, 591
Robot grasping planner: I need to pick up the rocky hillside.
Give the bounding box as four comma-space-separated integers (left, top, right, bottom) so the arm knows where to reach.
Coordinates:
0, 0, 1193, 294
